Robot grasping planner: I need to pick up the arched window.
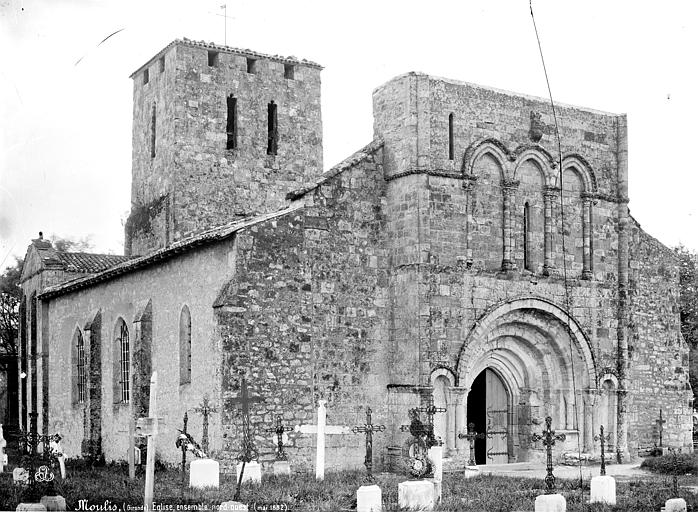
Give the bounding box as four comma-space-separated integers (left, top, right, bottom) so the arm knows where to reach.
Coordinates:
179, 306, 192, 385
115, 319, 130, 403
75, 329, 87, 404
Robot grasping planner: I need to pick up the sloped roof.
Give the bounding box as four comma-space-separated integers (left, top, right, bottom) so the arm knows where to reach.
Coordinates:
55, 252, 132, 273
39, 205, 304, 300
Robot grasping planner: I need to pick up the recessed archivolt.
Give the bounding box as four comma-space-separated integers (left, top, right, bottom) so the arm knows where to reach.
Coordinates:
462, 138, 511, 176
457, 297, 597, 391
513, 152, 554, 187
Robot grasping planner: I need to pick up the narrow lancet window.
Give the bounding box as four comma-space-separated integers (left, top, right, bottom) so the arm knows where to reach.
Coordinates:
267, 100, 278, 155
226, 95, 238, 150
448, 113, 454, 160
150, 104, 156, 159
524, 202, 531, 271
117, 320, 130, 403
77, 330, 87, 403
179, 306, 192, 385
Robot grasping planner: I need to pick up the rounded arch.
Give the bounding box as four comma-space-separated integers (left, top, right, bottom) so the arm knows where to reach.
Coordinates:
560, 154, 598, 193
456, 296, 597, 390
462, 138, 511, 176
513, 152, 554, 187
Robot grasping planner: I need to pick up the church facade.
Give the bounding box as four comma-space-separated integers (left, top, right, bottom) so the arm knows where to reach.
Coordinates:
18, 39, 692, 472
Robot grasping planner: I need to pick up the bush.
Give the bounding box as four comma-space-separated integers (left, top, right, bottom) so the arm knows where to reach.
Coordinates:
641, 452, 698, 475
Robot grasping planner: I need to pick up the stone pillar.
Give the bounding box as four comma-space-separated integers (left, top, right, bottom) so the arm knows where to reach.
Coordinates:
451, 387, 469, 455
581, 195, 593, 280
543, 187, 557, 276
463, 177, 476, 265
501, 181, 518, 271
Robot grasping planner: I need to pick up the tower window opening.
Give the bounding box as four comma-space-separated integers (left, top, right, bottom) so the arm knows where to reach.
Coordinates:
448, 113, 454, 160
159, 57, 165, 73
284, 64, 294, 79
143, 69, 149, 85
208, 51, 219, 67
226, 95, 238, 150
247, 58, 257, 74
524, 202, 531, 271
267, 101, 278, 155
150, 104, 156, 159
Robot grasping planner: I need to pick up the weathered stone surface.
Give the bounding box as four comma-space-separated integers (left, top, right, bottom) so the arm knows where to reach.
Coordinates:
398, 480, 434, 511
534, 493, 566, 512
589, 475, 616, 505
357, 484, 382, 512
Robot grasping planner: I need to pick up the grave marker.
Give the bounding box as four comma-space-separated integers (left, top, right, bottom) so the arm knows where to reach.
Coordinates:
294, 400, 351, 481
353, 407, 386, 512
194, 395, 218, 454
590, 425, 615, 505
137, 372, 158, 512
458, 422, 486, 466
531, 416, 566, 512
0, 423, 6, 473
230, 377, 262, 501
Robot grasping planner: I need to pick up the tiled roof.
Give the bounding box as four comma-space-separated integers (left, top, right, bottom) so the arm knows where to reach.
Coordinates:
56, 252, 132, 273
130, 38, 323, 78
39, 205, 304, 300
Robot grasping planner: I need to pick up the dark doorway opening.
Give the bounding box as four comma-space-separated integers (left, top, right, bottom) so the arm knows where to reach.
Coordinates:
467, 370, 487, 464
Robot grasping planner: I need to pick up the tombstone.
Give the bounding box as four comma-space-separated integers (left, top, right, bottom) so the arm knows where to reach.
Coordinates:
398, 480, 435, 511
14, 467, 29, 485
235, 460, 261, 485
190, 458, 220, 489
357, 484, 382, 512
534, 494, 566, 512
295, 400, 351, 480
428, 445, 443, 503
39, 495, 66, 511
664, 498, 687, 512
590, 476, 616, 506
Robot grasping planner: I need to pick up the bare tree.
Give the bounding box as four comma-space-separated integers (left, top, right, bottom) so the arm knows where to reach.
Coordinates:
0, 258, 22, 368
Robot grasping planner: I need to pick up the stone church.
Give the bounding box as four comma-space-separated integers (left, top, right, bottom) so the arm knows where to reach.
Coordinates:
17, 38, 693, 472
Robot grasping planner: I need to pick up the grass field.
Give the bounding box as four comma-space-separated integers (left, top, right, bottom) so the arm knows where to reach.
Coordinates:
2, 460, 698, 511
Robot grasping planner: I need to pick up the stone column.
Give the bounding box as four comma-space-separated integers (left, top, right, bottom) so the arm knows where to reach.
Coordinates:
463, 177, 477, 265
543, 187, 558, 276
582, 195, 593, 280
501, 180, 519, 271
451, 387, 469, 455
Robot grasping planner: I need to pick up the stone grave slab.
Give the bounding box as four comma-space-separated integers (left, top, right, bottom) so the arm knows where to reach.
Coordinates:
40, 495, 66, 511
463, 466, 480, 479
15, 504, 47, 511
190, 459, 220, 489
398, 480, 434, 511
534, 493, 566, 512
590, 475, 616, 505
357, 484, 382, 512
272, 460, 290, 477
665, 498, 687, 512
235, 461, 262, 485
428, 445, 443, 502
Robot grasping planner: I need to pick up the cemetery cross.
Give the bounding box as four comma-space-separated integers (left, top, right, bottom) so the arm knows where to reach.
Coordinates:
531, 416, 566, 494
593, 424, 612, 476
193, 395, 218, 454
657, 409, 666, 447
417, 397, 446, 448
667, 446, 680, 496
231, 377, 262, 502
458, 422, 486, 466
179, 412, 188, 486
352, 407, 386, 483
135, 372, 159, 512
265, 415, 294, 461
399, 408, 435, 478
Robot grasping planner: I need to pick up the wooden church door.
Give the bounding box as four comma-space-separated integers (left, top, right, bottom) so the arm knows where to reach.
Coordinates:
485, 369, 509, 464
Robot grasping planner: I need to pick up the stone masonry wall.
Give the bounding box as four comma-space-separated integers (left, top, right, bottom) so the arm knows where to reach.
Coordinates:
626, 219, 692, 450
215, 149, 391, 472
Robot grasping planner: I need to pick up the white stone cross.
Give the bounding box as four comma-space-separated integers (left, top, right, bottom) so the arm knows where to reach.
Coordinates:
294, 400, 351, 480
136, 372, 158, 512
0, 424, 6, 473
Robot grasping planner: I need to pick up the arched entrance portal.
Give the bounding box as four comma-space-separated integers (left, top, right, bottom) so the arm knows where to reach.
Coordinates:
467, 368, 510, 464
457, 297, 599, 464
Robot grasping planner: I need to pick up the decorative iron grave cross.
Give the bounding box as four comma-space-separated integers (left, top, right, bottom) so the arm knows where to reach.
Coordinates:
458, 422, 486, 466
265, 415, 293, 461
594, 425, 612, 476
230, 377, 263, 501
399, 401, 446, 478
352, 407, 386, 483
531, 416, 566, 494
17, 412, 61, 501
175, 412, 206, 487
193, 395, 218, 454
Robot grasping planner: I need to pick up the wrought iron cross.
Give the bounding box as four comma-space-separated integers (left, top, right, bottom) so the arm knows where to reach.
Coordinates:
352, 407, 386, 483
194, 395, 218, 454
667, 446, 680, 496
265, 415, 293, 461
657, 409, 666, 447
531, 416, 566, 494
458, 422, 486, 466
593, 424, 612, 476
230, 377, 262, 501
417, 397, 447, 448
399, 408, 433, 478
18, 412, 59, 500
176, 412, 188, 486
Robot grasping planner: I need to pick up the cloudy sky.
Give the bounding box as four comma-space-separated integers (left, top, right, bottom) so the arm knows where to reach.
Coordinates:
1, 0, 696, 272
